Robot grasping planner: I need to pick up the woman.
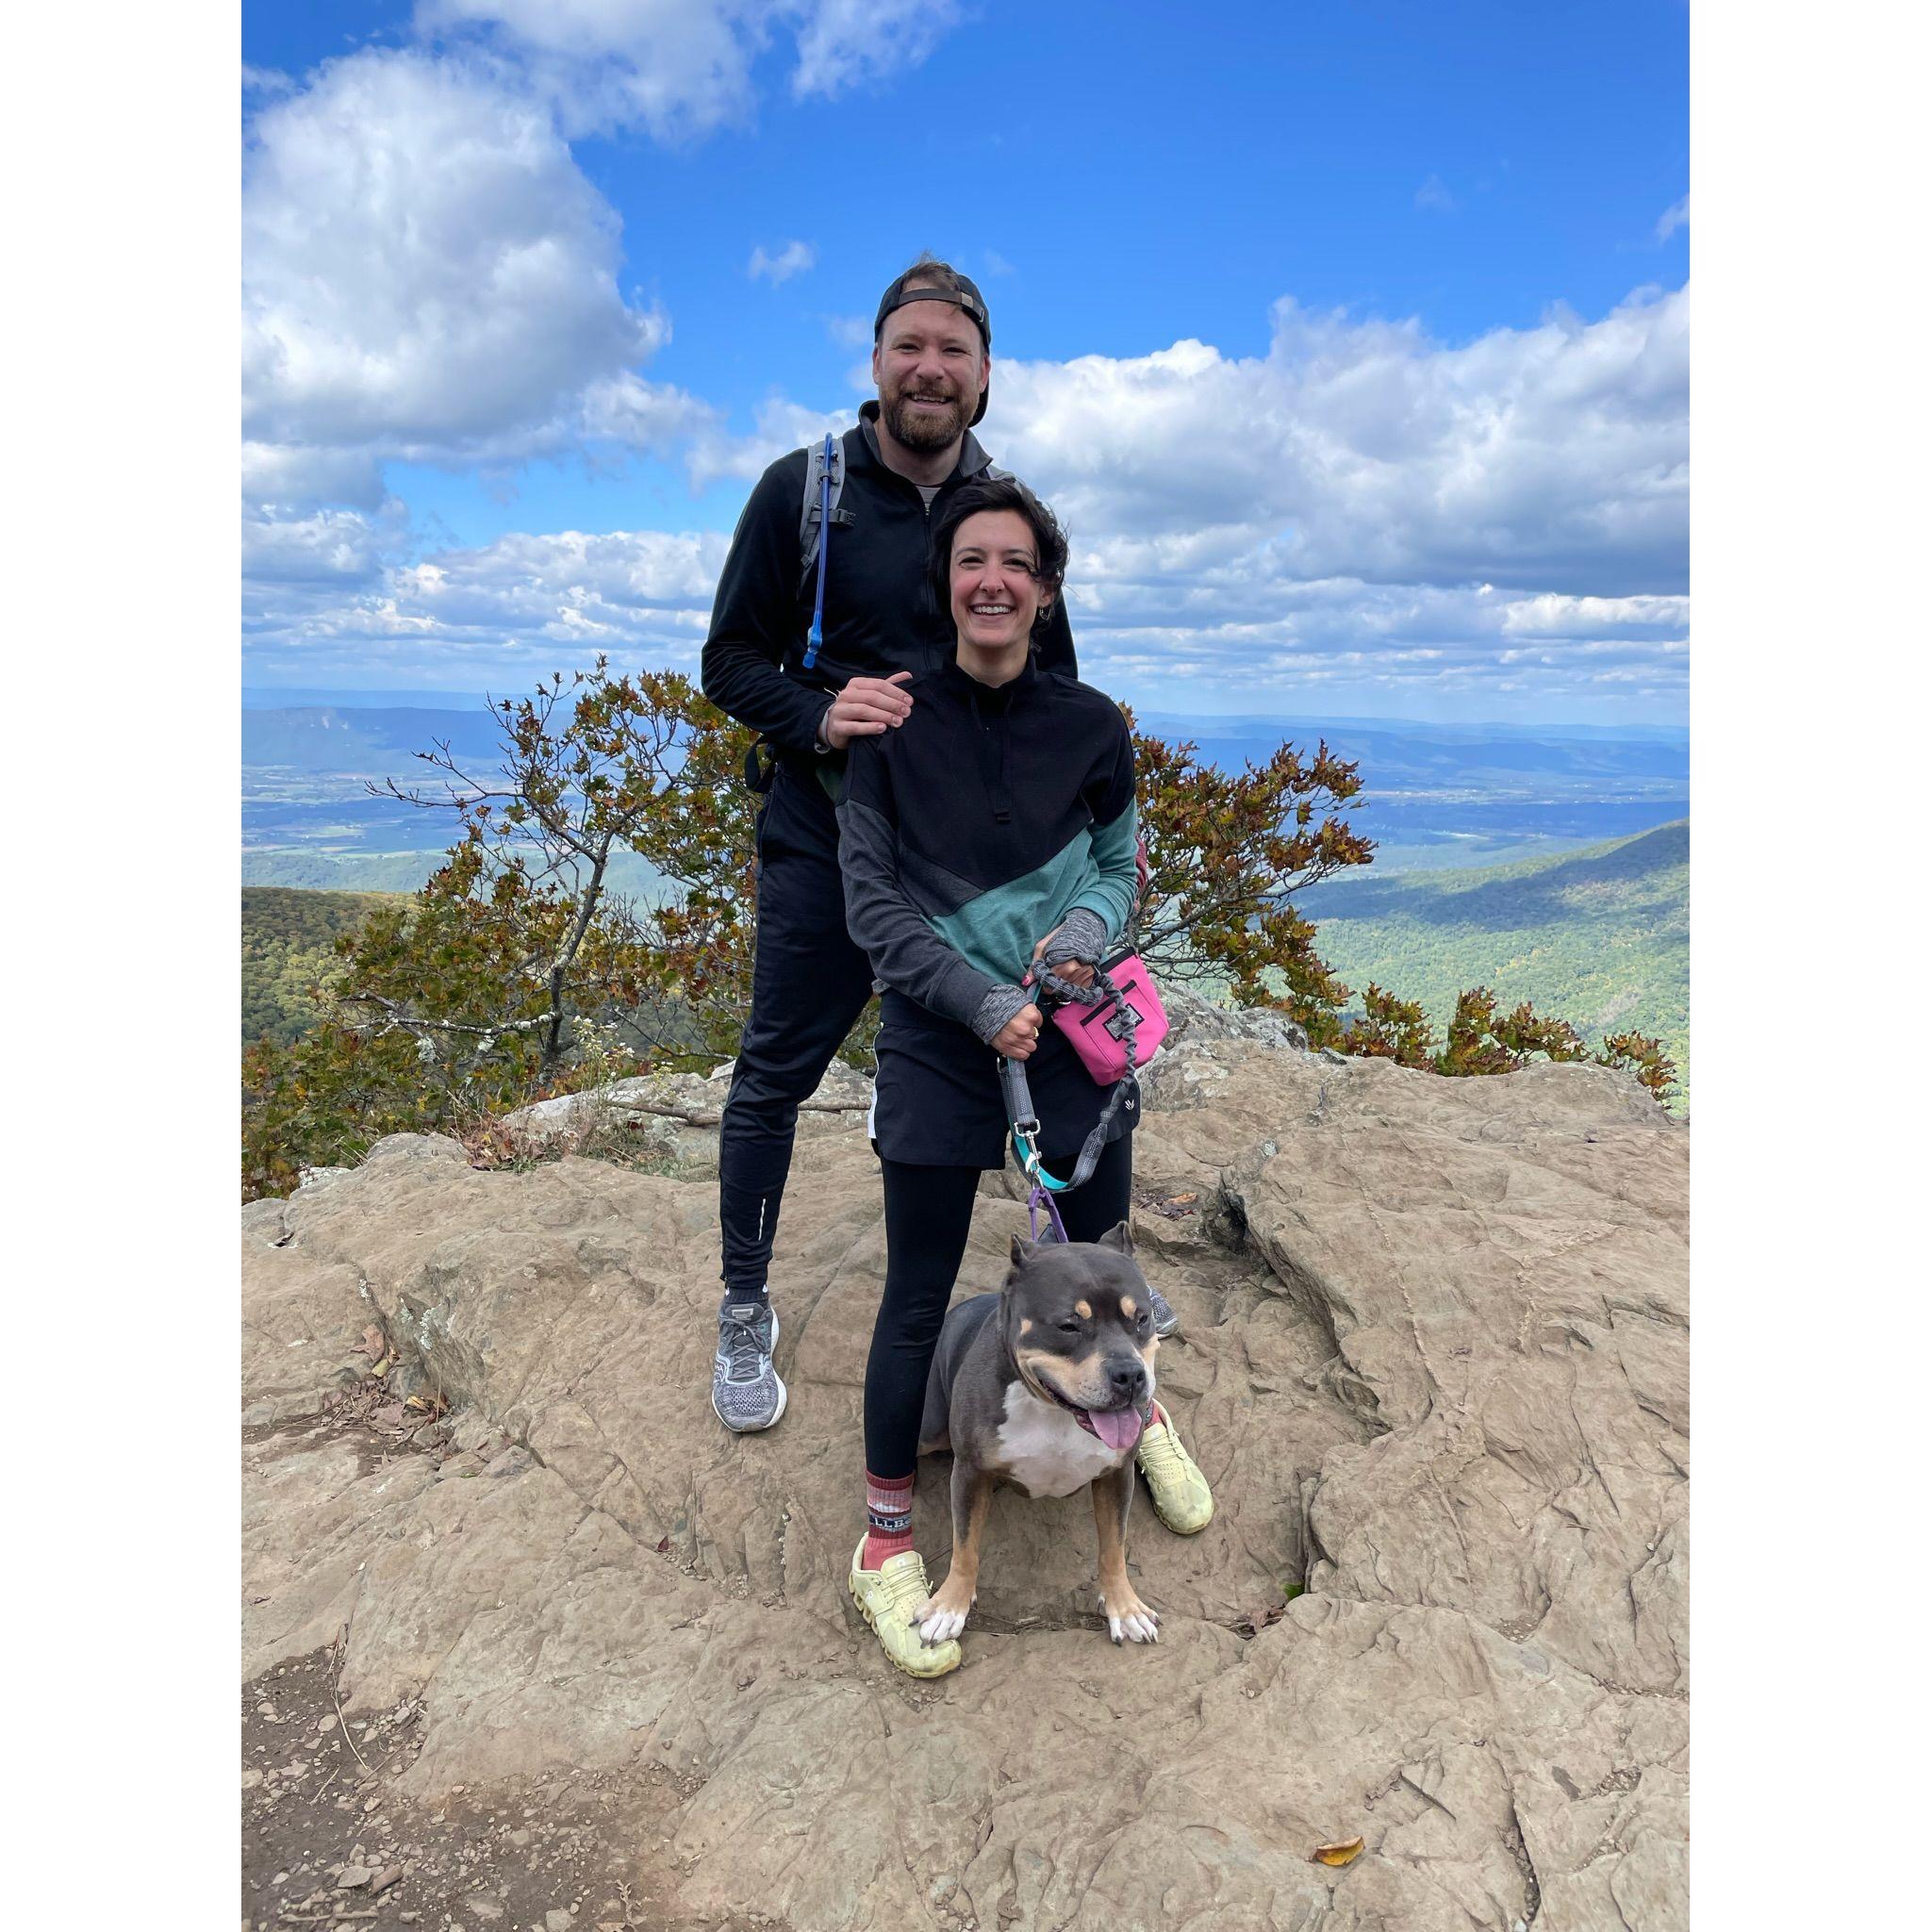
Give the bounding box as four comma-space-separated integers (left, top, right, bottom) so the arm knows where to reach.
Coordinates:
835, 475, 1214, 1678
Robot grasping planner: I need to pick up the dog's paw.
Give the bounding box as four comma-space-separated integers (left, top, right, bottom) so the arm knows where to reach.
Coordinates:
1099, 1587, 1161, 1645
915, 1579, 976, 1645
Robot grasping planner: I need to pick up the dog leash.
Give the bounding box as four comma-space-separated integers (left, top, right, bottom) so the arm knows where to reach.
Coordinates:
998, 960, 1140, 1239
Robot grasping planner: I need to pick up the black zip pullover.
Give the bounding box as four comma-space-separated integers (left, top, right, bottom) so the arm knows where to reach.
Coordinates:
700, 403, 1079, 762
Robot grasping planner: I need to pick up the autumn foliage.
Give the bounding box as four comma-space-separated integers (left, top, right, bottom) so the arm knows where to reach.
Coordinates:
242, 661, 757, 1199
1127, 717, 1373, 1039
241, 662, 1677, 1200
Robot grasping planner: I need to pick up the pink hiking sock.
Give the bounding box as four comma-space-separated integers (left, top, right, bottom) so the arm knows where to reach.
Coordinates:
861, 1469, 916, 1570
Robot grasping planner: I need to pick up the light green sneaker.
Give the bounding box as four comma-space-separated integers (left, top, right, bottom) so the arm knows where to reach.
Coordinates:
848, 1539, 962, 1679
1136, 1408, 1214, 1535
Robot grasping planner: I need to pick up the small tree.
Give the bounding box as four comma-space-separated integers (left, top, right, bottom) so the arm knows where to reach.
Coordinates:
1329, 983, 1678, 1105
1595, 1030, 1678, 1104
368, 658, 759, 1067
1128, 718, 1375, 1043
242, 660, 759, 1199
1344, 984, 1437, 1069
1437, 987, 1588, 1079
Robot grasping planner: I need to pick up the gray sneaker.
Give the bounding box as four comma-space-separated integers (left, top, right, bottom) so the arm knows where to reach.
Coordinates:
1148, 1284, 1180, 1339
713, 1298, 787, 1432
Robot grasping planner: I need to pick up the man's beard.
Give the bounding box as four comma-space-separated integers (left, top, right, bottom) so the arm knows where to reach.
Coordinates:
883, 379, 969, 450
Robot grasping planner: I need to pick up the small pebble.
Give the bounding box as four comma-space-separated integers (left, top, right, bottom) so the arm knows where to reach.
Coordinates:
318, 1713, 339, 1733
336, 1865, 372, 1889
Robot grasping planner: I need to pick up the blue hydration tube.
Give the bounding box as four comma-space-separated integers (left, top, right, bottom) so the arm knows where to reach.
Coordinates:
802, 432, 834, 671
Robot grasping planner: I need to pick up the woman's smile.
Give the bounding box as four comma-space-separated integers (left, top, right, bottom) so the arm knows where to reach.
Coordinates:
949, 507, 1049, 674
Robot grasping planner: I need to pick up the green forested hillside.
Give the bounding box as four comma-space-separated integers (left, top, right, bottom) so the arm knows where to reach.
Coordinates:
1304, 819, 1690, 1107
245, 823, 1690, 1102
242, 888, 400, 1047
241, 846, 672, 899
240, 850, 452, 893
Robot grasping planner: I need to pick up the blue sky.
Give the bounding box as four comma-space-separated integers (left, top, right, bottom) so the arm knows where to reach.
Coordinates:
241, 1, 1689, 723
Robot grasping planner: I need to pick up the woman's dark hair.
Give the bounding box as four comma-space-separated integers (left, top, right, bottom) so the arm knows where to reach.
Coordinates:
927, 475, 1070, 638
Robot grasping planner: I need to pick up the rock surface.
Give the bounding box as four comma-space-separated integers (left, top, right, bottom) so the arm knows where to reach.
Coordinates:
242, 1037, 1688, 1931
496, 1057, 873, 1173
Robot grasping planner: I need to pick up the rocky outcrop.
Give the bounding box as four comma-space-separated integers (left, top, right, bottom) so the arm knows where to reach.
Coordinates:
242, 1036, 1688, 1931
496, 1058, 873, 1172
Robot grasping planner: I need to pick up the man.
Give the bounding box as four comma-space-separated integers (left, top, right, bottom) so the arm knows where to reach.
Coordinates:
700, 256, 1184, 1445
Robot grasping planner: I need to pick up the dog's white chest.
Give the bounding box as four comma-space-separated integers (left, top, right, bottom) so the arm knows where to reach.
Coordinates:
993, 1382, 1124, 1499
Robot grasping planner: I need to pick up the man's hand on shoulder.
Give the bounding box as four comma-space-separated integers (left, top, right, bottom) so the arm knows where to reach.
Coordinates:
821, 670, 915, 751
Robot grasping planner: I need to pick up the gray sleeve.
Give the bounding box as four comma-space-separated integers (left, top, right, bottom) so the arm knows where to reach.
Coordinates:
837, 793, 1015, 1033
1040, 906, 1109, 968
971, 983, 1032, 1044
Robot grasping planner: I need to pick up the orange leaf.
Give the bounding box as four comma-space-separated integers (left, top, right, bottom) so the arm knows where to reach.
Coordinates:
1313, 1837, 1364, 1868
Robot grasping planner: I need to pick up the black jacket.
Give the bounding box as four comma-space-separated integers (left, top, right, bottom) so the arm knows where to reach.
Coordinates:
700, 402, 1079, 763
837, 657, 1137, 1032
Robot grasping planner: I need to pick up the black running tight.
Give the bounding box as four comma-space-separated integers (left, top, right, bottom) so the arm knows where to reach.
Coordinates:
864, 1133, 1133, 1481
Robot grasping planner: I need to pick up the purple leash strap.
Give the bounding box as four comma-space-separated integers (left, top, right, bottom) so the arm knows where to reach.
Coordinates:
1029, 1180, 1069, 1245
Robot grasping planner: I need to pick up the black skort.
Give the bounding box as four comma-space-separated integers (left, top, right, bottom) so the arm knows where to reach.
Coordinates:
870, 988, 1139, 1170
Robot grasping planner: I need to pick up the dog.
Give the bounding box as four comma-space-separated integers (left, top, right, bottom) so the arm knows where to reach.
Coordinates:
912, 1221, 1162, 1648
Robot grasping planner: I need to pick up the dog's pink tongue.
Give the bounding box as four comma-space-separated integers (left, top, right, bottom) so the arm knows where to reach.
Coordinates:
1089, 1406, 1144, 1452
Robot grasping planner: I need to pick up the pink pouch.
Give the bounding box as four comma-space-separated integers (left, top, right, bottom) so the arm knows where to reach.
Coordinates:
1048, 952, 1168, 1083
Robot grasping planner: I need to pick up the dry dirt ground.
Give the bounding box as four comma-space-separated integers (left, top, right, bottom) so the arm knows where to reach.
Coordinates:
242, 1399, 738, 1932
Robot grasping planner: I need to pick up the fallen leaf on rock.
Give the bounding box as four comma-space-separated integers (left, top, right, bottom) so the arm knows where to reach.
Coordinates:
1313, 1836, 1364, 1867
360, 1326, 386, 1360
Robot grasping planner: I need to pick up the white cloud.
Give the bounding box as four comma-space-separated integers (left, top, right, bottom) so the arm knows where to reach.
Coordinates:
1655, 194, 1690, 241
985, 284, 1690, 597
244, 510, 1689, 718
243, 504, 408, 588
243, 51, 704, 506
788, 0, 963, 99
242, 154, 1691, 719
414, 1, 964, 138
1414, 173, 1458, 214
240, 441, 388, 512
245, 524, 733, 676
749, 239, 817, 284
577, 372, 722, 448
1499, 593, 1689, 637
416, 0, 766, 140
687, 396, 852, 491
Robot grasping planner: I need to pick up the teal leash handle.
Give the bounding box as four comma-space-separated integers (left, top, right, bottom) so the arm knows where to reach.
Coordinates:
1003, 960, 1138, 1199
999, 1051, 1070, 1242
802, 433, 834, 671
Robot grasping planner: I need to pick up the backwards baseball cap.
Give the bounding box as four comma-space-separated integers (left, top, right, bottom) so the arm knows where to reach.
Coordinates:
873, 265, 993, 425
